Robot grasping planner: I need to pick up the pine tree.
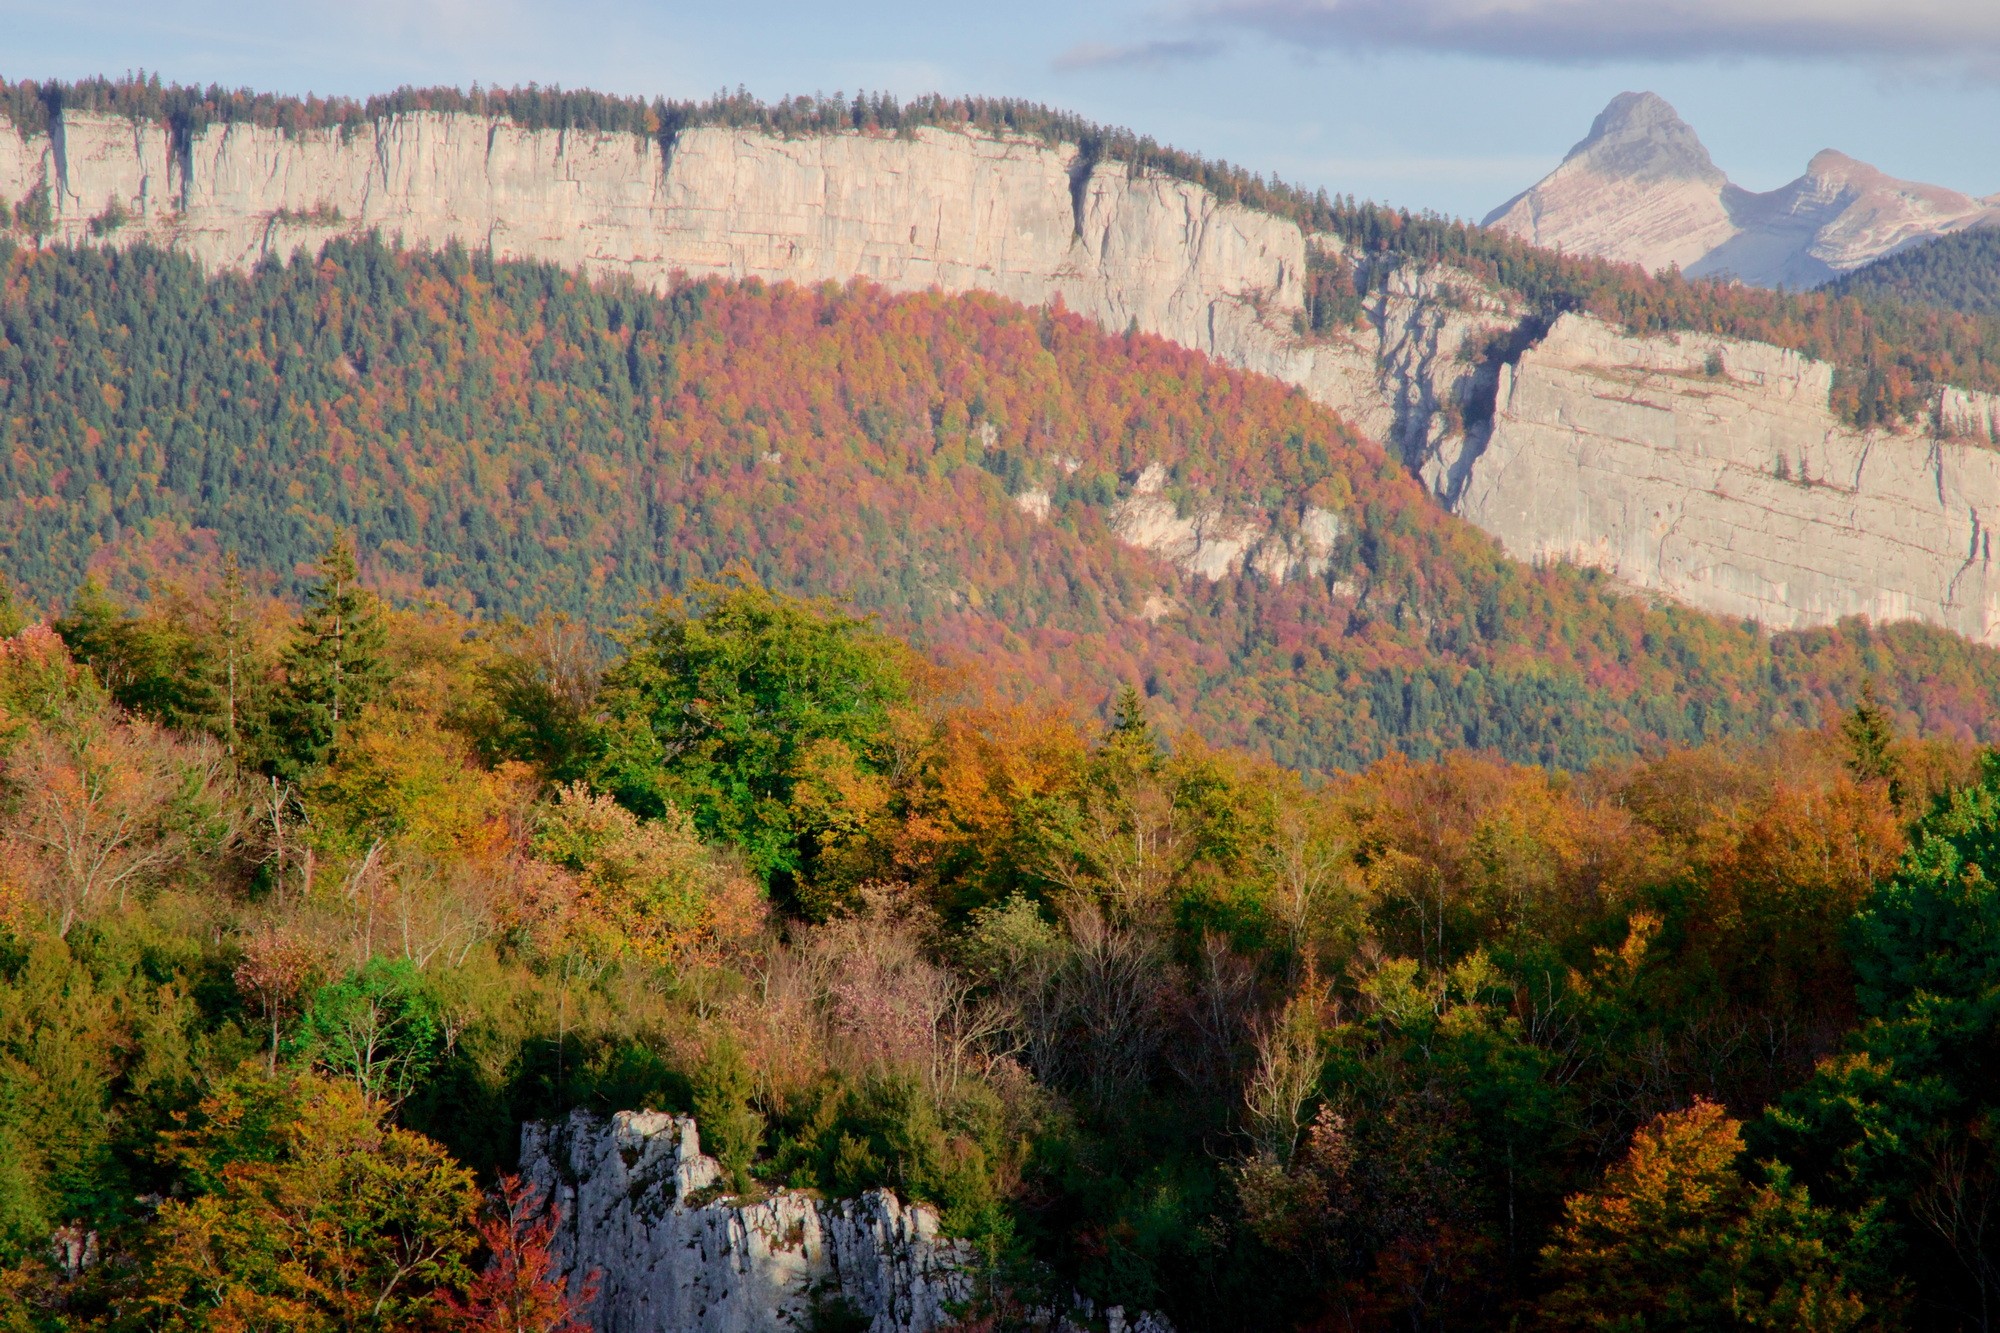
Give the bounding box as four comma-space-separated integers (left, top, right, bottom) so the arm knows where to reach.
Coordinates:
1842, 679, 1903, 806
1109, 682, 1155, 750
271, 535, 388, 777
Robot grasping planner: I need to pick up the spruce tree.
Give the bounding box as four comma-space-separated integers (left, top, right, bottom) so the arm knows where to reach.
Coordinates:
1110, 682, 1156, 750
271, 536, 388, 778
1842, 679, 1903, 807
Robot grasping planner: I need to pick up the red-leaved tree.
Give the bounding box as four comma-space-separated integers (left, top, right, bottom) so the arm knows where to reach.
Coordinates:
440, 1173, 597, 1333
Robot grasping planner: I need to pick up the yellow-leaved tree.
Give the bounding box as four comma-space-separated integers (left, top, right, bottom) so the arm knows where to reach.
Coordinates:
1538, 1099, 1886, 1331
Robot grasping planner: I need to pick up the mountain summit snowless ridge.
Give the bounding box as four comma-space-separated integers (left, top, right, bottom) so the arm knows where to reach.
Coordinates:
1485, 91, 2000, 287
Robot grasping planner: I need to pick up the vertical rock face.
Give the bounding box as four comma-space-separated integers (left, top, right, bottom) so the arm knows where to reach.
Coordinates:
0, 112, 1301, 375
519, 1110, 973, 1333
11, 103, 2000, 645
1457, 313, 2000, 642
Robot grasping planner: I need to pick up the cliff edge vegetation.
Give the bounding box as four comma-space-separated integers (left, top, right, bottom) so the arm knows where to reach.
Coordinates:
4, 73, 2000, 431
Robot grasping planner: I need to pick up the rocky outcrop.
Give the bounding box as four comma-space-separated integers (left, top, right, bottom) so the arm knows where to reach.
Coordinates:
520, 1111, 1177, 1333
520, 1110, 972, 1333
1111, 463, 1341, 583
1486, 92, 2000, 288
1456, 313, 2000, 642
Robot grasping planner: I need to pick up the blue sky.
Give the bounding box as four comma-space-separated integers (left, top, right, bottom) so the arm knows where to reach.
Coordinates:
9, 0, 2000, 220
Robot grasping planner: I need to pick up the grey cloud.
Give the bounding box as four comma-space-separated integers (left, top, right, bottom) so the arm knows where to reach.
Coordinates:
1053, 37, 1225, 70
1200, 0, 2000, 64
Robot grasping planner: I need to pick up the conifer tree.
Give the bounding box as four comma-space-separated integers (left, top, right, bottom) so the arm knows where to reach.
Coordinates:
1110, 682, 1154, 747
0, 573, 26, 638
1842, 679, 1903, 806
271, 535, 388, 777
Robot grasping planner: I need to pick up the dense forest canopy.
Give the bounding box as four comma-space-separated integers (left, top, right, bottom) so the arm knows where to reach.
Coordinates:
6, 240, 2000, 773
1, 85, 1999, 1326
3, 563, 2000, 1328
5, 74, 2000, 426
1828, 225, 2000, 319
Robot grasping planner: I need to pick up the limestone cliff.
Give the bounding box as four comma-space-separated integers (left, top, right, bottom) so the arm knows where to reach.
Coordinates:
1457, 314, 2000, 643
12, 103, 2000, 646
521, 1110, 971, 1333
519, 1110, 1174, 1333
1, 111, 1302, 372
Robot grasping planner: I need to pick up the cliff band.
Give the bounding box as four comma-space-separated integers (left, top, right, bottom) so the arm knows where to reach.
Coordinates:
13, 109, 2000, 640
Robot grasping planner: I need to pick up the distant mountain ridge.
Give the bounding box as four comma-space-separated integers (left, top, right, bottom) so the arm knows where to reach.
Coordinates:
1485, 92, 2000, 288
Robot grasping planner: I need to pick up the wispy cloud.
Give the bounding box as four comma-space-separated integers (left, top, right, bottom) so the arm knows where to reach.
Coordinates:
1199, 0, 2000, 66
1053, 37, 1224, 71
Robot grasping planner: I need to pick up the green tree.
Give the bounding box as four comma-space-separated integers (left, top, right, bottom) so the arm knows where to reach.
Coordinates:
1766, 753, 2000, 1324
1540, 1101, 1880, 1332
51, 580, 212, 731
593, 578, 910, 890
11, 185, 51, 245
270, 536, 389, 778
295, 959, 445, 1110
0, 574, 27, 639
1109, 682, 1155, 750
215, 552, 252, 759
1841, 681, 1903, 806
132, 1071, 478, 1333
480, 615, 602, 782
690, 1035, 763, 1195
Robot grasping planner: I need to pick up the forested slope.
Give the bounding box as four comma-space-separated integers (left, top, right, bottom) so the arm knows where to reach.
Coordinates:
6, 239, 2000, 771
7, 73, 2000, 430
1827, 225, 2000, 318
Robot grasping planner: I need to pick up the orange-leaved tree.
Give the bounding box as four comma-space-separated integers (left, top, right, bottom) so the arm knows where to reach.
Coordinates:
131, 1071, 478, 1333
1538, 1100, 1884, 1332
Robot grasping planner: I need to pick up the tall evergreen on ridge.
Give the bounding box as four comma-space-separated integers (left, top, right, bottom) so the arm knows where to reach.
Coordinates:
270, 535, 388, 778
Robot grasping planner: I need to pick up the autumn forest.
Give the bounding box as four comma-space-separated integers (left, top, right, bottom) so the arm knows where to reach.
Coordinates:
2, 216, 2000, 1332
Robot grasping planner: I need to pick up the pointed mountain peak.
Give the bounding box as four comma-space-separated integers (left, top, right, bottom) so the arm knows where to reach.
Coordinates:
1806, 148, 1866, 176
1564, 91, 1724, 186
1589, 91, 1684, 138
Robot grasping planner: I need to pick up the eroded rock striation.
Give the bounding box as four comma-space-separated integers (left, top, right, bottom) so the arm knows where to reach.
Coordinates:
520, 1110, 972, 1333
1459, 313, 2000, 642
1486, 91, 2000, 287
13, 102, 2000, 643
